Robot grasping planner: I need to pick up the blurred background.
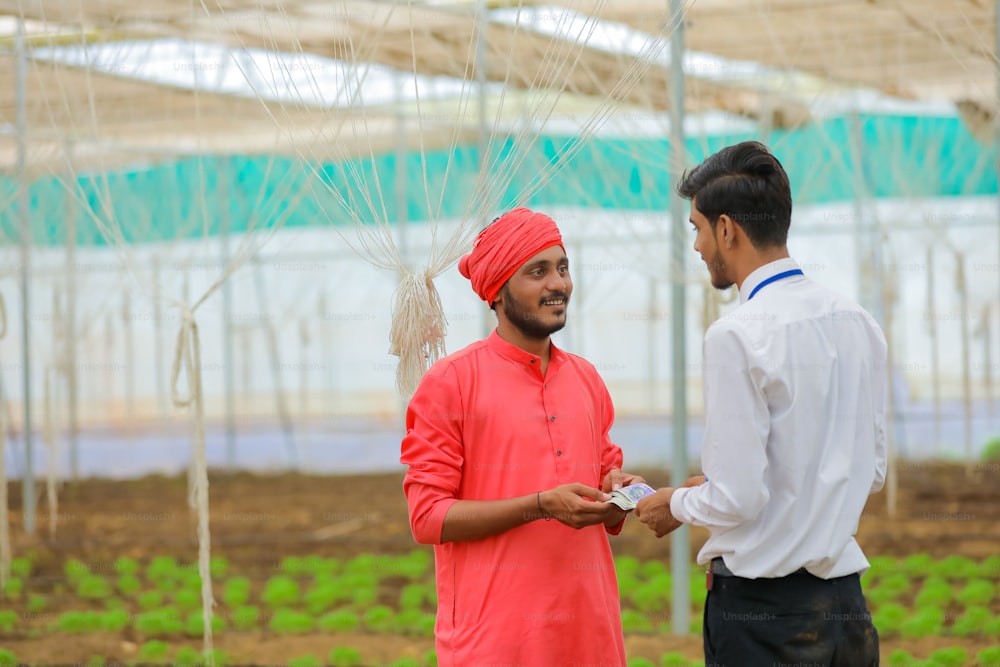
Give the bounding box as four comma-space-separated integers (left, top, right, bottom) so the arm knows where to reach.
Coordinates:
0, 0, 996, 479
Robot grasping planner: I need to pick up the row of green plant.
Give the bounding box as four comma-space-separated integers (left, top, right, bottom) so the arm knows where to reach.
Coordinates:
2, 645, 1000, 667
3, 552, 1000, 643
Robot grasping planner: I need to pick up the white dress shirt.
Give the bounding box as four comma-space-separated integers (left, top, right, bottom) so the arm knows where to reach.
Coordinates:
671, 257, 888, 579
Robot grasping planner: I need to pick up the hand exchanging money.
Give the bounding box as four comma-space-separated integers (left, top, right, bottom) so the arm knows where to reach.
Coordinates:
634, 474, 707, 538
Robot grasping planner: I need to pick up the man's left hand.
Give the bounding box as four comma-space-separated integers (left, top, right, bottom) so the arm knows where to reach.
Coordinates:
634, 488, 682, 538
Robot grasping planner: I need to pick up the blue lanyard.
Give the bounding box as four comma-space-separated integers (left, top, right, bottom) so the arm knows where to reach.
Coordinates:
747, 269, 803, 301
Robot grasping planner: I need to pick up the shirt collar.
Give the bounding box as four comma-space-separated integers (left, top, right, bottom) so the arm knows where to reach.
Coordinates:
738, 257, 802, 304
486, 329, 567, 374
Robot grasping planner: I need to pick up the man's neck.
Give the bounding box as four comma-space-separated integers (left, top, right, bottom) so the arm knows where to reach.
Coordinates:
496, 324, 551, 371
733, 246, 791, 290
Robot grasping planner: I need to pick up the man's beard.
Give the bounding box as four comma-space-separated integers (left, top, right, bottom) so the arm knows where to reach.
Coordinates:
707, 247, 733, 291
500, 286, 569, 340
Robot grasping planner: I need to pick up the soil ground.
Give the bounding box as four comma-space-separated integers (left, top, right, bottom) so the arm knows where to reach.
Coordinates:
2, 461, 999, 665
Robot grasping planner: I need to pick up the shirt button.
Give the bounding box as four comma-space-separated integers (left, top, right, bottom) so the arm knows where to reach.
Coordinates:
530, 359, 536, 364
550, 415, 556, 421
556, 450, 563, 456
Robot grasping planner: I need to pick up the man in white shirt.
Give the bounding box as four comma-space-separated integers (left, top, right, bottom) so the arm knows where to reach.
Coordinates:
635, 141, 886, 666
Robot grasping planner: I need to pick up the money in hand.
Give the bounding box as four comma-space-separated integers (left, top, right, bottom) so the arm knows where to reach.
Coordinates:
606, 483, 656, 511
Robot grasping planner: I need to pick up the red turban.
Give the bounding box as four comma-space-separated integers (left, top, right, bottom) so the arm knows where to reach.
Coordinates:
458, 208, 564, 304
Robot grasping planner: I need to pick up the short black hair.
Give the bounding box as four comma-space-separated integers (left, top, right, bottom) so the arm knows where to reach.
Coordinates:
677, 141, 792, 249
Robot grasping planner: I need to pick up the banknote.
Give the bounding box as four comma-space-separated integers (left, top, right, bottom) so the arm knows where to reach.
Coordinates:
606, 482, 656, 511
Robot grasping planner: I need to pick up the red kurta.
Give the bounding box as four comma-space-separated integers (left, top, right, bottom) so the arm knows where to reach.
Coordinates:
401, 331, 626, 667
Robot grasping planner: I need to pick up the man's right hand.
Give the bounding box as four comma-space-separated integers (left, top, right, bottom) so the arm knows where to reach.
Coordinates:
539, 483, 615, 529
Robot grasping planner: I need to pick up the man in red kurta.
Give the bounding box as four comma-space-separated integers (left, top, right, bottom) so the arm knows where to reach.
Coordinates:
401, 208, 639, 667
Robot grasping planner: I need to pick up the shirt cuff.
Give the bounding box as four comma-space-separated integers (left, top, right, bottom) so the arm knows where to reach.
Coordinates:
670, 486, 694, 524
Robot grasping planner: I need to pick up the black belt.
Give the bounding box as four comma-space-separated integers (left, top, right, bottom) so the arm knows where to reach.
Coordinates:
709, 557, 809, 577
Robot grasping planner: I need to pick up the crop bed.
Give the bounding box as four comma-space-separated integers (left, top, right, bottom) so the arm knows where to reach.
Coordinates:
1, 461, 998, 666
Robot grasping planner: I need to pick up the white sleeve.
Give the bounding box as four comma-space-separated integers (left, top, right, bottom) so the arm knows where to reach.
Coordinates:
671, 324, 770, 530
869, 326, 888, 494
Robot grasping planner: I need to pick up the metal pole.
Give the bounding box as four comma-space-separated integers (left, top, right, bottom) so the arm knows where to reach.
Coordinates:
956, 252, 973, 473
927, 245, 941, 455
152, 256, 168, 419
123, 290, 135, 426
16, 17, 35, 534
64, 150, 79, 481
668, 0, 690, 636
219, 160, 237, 468
648, 276, 658, 414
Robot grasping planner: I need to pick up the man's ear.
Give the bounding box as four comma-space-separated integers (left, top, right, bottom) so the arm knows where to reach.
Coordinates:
717, 213, 736, 249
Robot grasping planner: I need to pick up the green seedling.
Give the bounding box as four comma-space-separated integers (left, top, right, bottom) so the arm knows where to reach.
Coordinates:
1, 578, 22, 599
630, 583, 666, 612
56, 610, 103, 634
659, 652, 691, 667
950, 606, 990, 636
304, 581, 340, 614
621, 609, 653, 634
269, 608, 313, 634
210, 556, 228, 579
117, 574, 141, 596
101, 609, 130, 632
138, 590, 165, 610
184, 610, 226, 637
10, 558, 31, 578
615, 556, 641, 578
27, 594, 46, 613
137, 639, 171, 663
914, 577, 952, 608
0, 611, 17, 633
63, 559, 89, 583
262, 575, 300, 608
77, 575, 112, 599
173, 646, 200, 667
399, 584, 429, 611
424, 649, 438, 667
393, 609, 423, 636
626, 658, 656, 667
363, 605, 395, 633
134, 607, 184, 636
389, 658, 421, 667
114, 557, 139, 576
288, 656, 322, 667
977, 646, 1000, 666
280, 556, 306, 576
350, 586, 377, 607
0, 649, 16, 667
956, 579, 995, 606
979, 555, 1000, 579
317, 610, 359, 632
639, 560, 668, 580
146, 556, 180, 582
871, 603, 907, 635
887, 649, 917, 667
230, 606, 260, 631
902, 553, 934, 576
900, 607, 945, 639
222, 577, 251, 607
984, 616, 1000, 637
328, 646, 363, 667
927, 647, 968, 667
934, 555, 979, 579
85, 656, 105, 667
174, 588, 201, 610
416, 613, 436, 637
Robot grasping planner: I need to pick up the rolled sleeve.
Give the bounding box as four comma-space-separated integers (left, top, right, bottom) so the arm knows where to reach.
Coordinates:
400, 368, 465, 545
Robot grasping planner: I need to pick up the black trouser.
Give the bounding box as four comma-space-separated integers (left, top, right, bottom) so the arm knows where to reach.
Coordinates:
703, 564, 879, 667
